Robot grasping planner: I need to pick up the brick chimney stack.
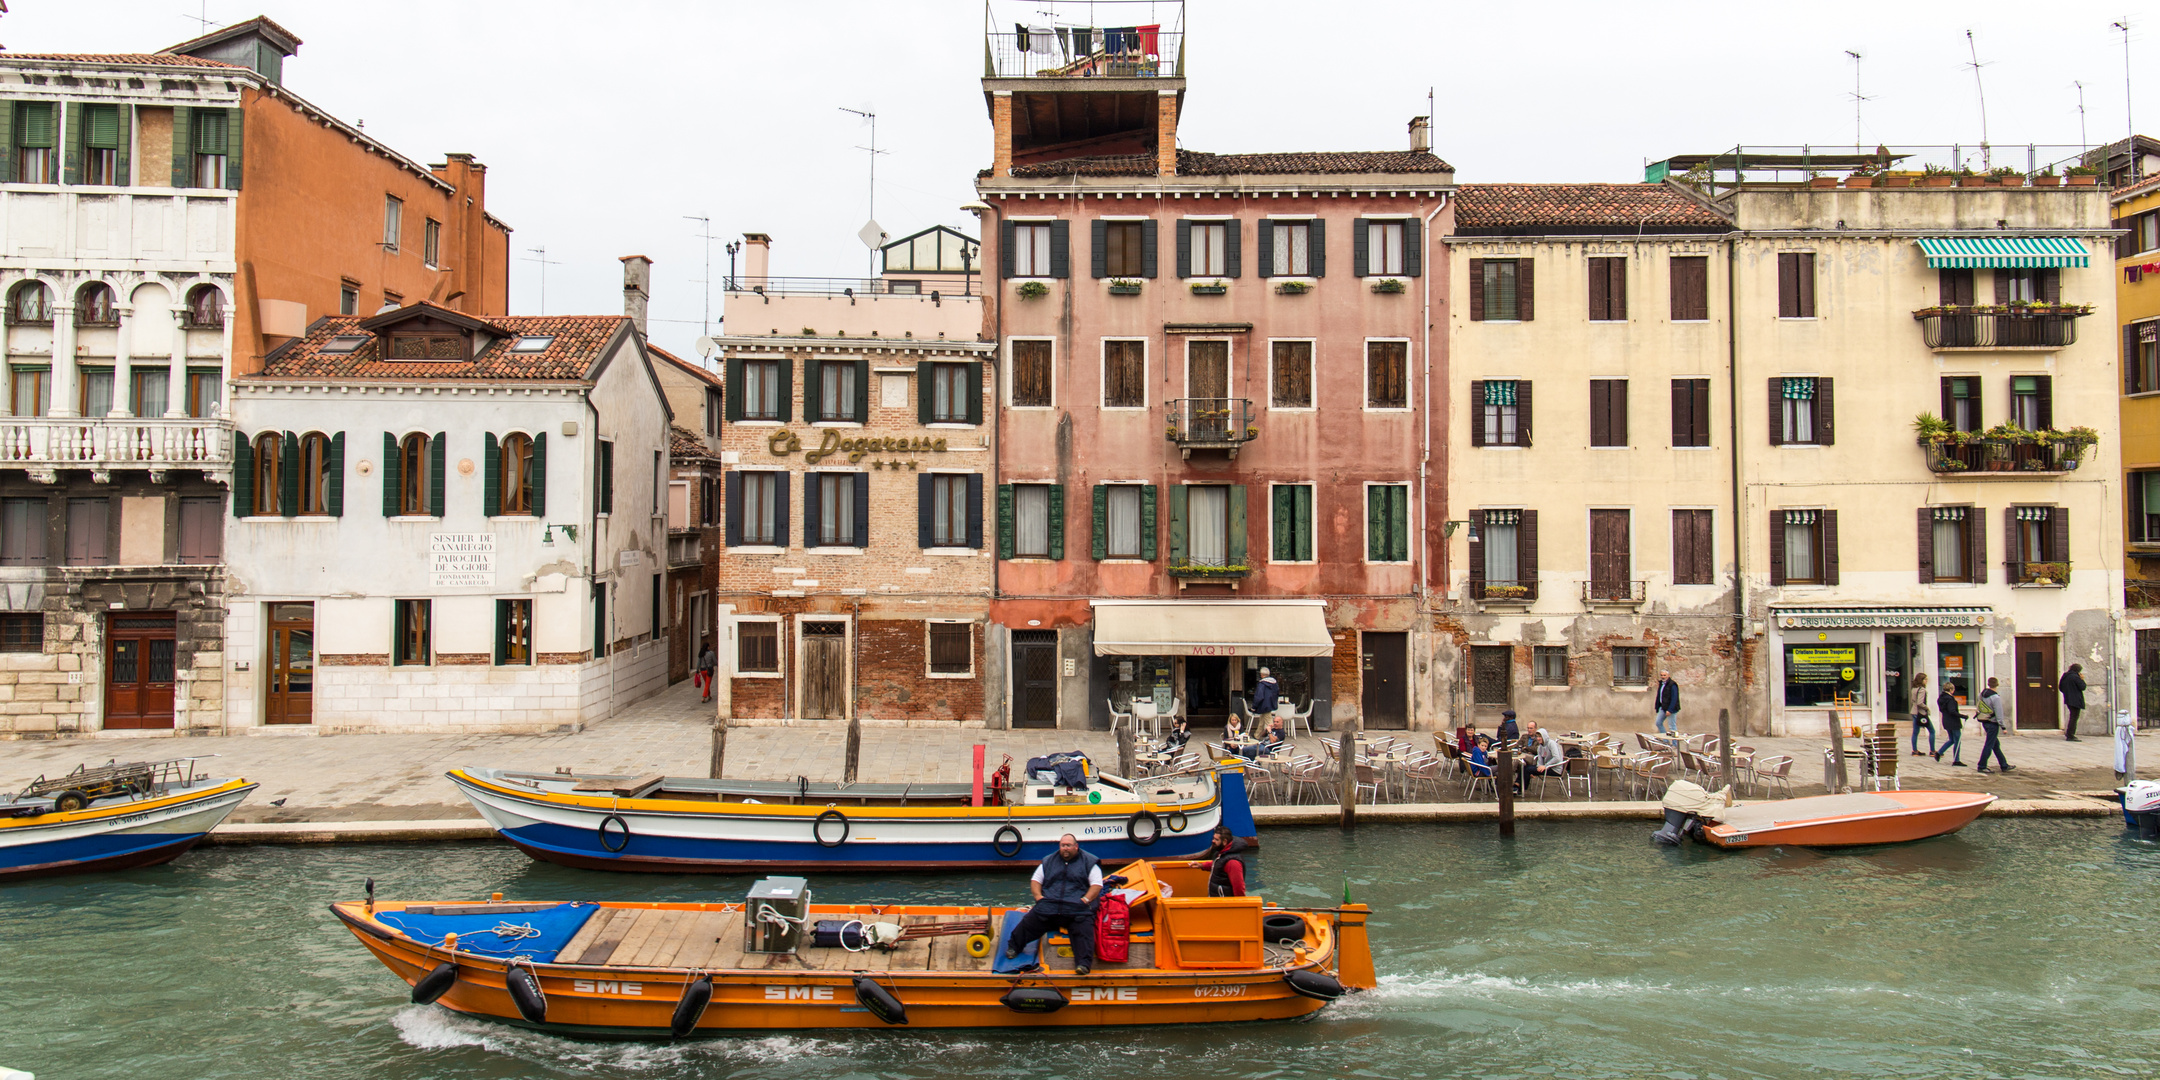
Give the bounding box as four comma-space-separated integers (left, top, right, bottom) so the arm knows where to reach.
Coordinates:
620, 255, 651, 336
1409, 116, 1431, 154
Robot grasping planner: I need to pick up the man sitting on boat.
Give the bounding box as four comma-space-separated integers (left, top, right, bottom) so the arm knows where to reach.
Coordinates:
1007, 833, 1101, 975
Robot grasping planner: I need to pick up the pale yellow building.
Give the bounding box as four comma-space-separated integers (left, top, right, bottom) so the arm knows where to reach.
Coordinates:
2113, 168, 2160, 722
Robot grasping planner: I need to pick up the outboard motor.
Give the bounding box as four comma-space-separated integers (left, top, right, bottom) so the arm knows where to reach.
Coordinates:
1652, 779, 1727, 846
1652, 807, 1701, 846
2122, 780, 2160, 839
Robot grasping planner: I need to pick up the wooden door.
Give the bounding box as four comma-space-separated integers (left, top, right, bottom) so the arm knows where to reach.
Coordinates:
1012, 630, 1058, 728
2015, 635, 2059, 730
105, 613, 176, 729
801, 622, 847, 720
266, 603, 314, 724
1361, 631, 1408, 729
1188, 341, 1230, 440
1589, 509, 1631, 599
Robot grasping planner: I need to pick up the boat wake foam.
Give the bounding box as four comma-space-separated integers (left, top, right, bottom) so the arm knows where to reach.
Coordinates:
393, 1005, 977, 1069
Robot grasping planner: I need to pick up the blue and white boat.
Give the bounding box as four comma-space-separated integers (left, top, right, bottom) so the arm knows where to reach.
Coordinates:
0, 758, 255, 881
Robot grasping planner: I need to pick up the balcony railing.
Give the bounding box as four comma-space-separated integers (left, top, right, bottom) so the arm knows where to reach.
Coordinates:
986, 28, 1182, 79
1920, 433, 2095, 477
1472, 580, 1537, 605
667, 532, 702, 569
1582, 579, 1648, 606
0, 417, 231, 477
2008, 561, 2072, 587
1914, 306, 2090, 349
724, 275, 977, 299
1166, 398, 1256, 459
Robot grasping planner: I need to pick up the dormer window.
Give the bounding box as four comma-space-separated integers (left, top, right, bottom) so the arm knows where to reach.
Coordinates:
388, 333, 468, 361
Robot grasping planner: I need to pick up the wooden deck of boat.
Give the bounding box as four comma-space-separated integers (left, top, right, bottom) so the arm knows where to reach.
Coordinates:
551, 906, 1155, 973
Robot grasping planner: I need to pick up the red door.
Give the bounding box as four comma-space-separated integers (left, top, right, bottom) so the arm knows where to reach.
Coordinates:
106, 612, 176, 729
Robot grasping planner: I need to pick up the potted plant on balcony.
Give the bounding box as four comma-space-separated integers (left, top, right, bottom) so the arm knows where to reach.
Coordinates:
1016, 281, 1050, 300
1990, 165, 2026, 187
1108, 277, 1143, 295
2026, 561, 2071, 585
1808, 172, 1840, 189
2032, 166, 2062, 187
1275, 280, 1312, 295
1981, 422, 2026, 470
1169, 561, 1250, 579
1370, 278, 1407, 294
1483, 583, 1530, 601
1957, 166, 1989, 188
1913, 412, 1953, 444
2060, 426, 2100, 467
1190, 280, 1228, 295
2067, 165, 2101, 186
1881, 172, 1916, 188
1920, 164, 1956, 187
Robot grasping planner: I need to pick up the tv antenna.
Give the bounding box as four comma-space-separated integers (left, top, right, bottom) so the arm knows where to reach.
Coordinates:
180, 1, 217, 33
1844, 51, 1872, 150
2075, 80, 2089, 150
839, 106, 891, 276
524, 246, 561, 315
2116, 19, 2137, 183
685, 215, 715, 337
1964, 30, 1993, 170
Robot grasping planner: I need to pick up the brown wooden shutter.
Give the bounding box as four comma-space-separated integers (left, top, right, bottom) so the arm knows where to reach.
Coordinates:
1769, 510, 1787, 585
1517, 259, 1534, 321
1672, 510, 1695, 583
1468, 381, 1486, 447
2040, 269, 2061, 303
1590, 509, 1630, 588
1993, 268, 2011, 304
2049, 507, 2070, 564
1467, 509, 1486, 593
1671, 256, 1708, 320
1917, 507, 1936, 584
1940, 376, 1955, 420
1516, 381, 1533, 447
1670, 380, 1689, 447
1767, 378, 1785, 445
1613, 256, 1627, 319
1518, 509, 1538, 590
1588, 259, 1610, 322
1690, 380, 1710, 447
1609, 379, 1627, 446
2133, 474, 2150, 544
1691, 509, 1714, 584
1778, 253, 1799, 317
2035, 375, 2053, 430
1822, 509, 1839, 584
1968, 507, 1987, 584
2004, 508, 2020, 578
1468, 258, 1485, 321
1815, 378, 1834, 445
1590, 381, 1611, 447
1797, 253, 1816, 316
2130, 324, 2144, 395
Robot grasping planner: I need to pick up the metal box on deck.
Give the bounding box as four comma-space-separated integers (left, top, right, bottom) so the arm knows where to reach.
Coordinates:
743, 876, 812, 954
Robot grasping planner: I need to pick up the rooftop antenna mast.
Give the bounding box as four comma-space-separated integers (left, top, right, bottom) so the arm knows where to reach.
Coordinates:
2116, 19, 2137, 183
838, 106, 891, 276
1844, 50, 1872, 150
180, 1, 217, 33
684, 215, 715, 336
1964, 29, 1993, 170
523, 246, 561, 316
2076, 80, 2089, 150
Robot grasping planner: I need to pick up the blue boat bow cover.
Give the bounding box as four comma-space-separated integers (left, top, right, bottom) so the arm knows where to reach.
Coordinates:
377, 903, 598, 962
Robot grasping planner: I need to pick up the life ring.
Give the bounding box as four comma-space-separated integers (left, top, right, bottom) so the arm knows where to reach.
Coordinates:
992, 824, 1024, 858
965, 933, 994, 958
1127, 810, 1162, 846
1166, 810, 1190, 833
814, 808, 850, 848
597, 813, 631, 852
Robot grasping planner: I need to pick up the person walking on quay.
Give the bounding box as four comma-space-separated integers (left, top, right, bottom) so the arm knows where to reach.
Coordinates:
1934, 681, 1966, 766
1974, 677, 2014, 774
2058, 663, 2087, 741
1909, 671, 1937, 758
1653, 672, 1682, 735
695, 639, 718, 703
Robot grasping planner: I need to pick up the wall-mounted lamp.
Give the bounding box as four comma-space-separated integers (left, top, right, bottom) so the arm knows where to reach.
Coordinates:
542, 524, 580, 545
1442, 520, 1478, 541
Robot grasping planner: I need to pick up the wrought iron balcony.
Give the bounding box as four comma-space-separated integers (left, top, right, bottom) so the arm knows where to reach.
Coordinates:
1913, 306, 2090, 349
1919, 433, 2095, 477
1165, 398, 1256, 459
2008, 561, 2072, 587
986, 27, 1182, 79
0, 417, 232, 481
1471, 579, 1537, 606
1582, 579, 1648, 607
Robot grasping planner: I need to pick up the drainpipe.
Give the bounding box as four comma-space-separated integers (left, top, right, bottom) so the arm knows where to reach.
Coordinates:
1420, 193, 1450, 727
985, 197, 1006, 729
1725, 233, 1747, 734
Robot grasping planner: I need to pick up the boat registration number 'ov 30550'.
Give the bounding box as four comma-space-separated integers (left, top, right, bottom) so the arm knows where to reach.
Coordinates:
573, 980, 643, 995
765, 985, 837, 1001
1071, 987, 1138, 1001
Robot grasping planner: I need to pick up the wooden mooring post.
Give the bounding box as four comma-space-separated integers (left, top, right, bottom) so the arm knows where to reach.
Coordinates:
1338, 712, 1360, 831
1718, 708, 1734, 793
843, 715, 862, 784
1116, 726, 1135, 779
1828, 710, 1850, 794
708, 720, 727, 780
1496, 746, 1515, 837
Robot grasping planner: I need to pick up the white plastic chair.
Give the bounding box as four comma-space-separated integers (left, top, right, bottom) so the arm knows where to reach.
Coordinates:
1285, 699, 1318, 740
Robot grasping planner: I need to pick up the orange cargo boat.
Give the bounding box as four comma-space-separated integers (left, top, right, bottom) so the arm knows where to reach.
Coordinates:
333, 859, 1374, 1037
1699, 790, 1996, 848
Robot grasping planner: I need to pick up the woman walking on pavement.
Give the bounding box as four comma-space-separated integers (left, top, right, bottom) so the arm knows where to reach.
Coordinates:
1934, 680, 1966, 767
1909, 672, 1937, 758
1974, 677, 2014, 774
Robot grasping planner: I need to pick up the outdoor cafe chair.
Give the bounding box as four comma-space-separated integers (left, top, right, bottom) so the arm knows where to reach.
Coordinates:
1106, 698, 1136, 736
1462, 754, 1497, 802
1752, 754, 1795, 798
1284, 698, 1319, 739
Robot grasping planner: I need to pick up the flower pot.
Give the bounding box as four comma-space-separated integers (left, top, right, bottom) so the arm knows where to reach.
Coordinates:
2032, 175, 2062, 187
1958, 176, 1989, 187
2069, 175, 2099, 186
1922, 176, 1955, 188
1107, 284, 1142, 295
1995, 175, 2025, 187
1881, 175, 1914, 188
1190, 284, 1227, 295
1844, 176, 1876, 188
1809, 177, 1840, 189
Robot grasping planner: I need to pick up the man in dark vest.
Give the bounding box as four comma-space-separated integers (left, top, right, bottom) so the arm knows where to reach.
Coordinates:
1005, 833, 1101, 974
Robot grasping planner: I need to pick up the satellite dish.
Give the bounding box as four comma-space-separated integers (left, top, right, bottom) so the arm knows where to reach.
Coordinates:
858, 220, 888, 249
694, 336, 717, 358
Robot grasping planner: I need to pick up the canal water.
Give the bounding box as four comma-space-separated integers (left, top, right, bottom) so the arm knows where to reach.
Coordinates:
5, 819, 2158, 1079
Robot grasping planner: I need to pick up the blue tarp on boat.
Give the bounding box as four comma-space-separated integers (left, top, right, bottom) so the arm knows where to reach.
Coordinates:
377, 902, 598, 962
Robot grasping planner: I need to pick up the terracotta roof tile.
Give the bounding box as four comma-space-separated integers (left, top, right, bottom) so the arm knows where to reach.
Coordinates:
1, 52, 241, 69
999, 148, 1453, 179
669, 424, 717, 459
254, 313, 629, 382
1453, 183, 1732, 235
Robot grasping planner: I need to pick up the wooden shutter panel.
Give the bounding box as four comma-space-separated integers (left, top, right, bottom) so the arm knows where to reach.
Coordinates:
1816, 378, 1834, 445
965, 474, 984, 549
1352, 219, 1370, 278
1091, 219, 1109, 279
1168, 485, 1188, 565
2134, 476, 2150, 544
2131, 324, 2144, 395
1767, 379, 1785, 446
996, 484, 1015, 559
772, 472, 789, 548
1588, 258, 1610, 322
1140, 485, 1158, 560
777, 359, 793, 423
1993, 268, 2012, 305
1518, 509, 1538, 586
1273, 485, 1295, 561
279, 432, 300, 517
1968, 507, 1986, 583
1223, 218, 1242, 278
327, 432, 345, 517
1941, 376, 1956, 420
1822, 509, 1839, 585
965, 362, 984, 425
2050, 507, 2070, 565
853, 473, 870, 548
1468, 258, 1485, 321
223, 106, 243, 190
1175, 220, 1192, 279
112, 104, 131, 186
1049, 219, 1070, 279
804, 473, 822, 547
0, 102, 13, 185
170, 105, 191, 188
1256, 220, 1274, 279
1691, 380, 1710, 447
1047, 484, 1065, 560
916, 474, 932, 549
2041, 269, 2061, 303
1517, 259, 1534, 321
1611, 257, 1626, 319
1517, 381, 1533, 447
1367, 487, 1386, 562
1590, 381, 1611, 447
1917, 507, 1935, 583
1227, 485, 1248, 564
725, 357, 743, 422
483, 433, 501, 517
1141, 219, 1158, 278
380, 432, 399, 516
1467, 509, 1486, 591
852, 360, 870, 423
917, 363, 935, 424
1769, 510, 1787, 585
1778, 253, 1798, 316
231, 432, 252, 517
1670, 380, 1688, 447
1092, 485, 1108, 560
1798, 253, 1815, 316
1309, 218, 1325, 278
802, 359, 823, 424
62, 102, 81, 186
1468, 381, 1486, 446
429, 432, 446, 517
1000, 220, 1016, 279
530, 432, 547, 517
1402, 217, 1423, 278
2036, 375, 2053, 430
1610, 380, 1627, 446
2005, 508, 2021, 579
723, 472, 744, 548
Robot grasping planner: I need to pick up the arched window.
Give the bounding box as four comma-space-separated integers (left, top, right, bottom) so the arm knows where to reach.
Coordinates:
74, 283, 117, 327
7, 282, 50, 325
252, 433, 282, 516
500, 433, 533, 515
184, 285, 224, 330
399, 433, 430, 516
298, 433, 332, 515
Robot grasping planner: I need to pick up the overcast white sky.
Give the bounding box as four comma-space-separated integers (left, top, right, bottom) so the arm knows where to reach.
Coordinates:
6, 0, 2154, 359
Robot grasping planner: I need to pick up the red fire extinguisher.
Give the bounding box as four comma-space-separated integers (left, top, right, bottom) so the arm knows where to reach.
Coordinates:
1095, 893, 1131, 963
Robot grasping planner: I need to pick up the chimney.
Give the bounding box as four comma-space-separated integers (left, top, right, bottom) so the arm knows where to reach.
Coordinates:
1408, 116, 1431, 154
742, 233, 772, 284
620, 255, 651, 336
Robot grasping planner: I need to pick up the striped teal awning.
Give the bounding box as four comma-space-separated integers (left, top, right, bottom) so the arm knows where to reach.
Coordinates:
1916, 236, 2090, 268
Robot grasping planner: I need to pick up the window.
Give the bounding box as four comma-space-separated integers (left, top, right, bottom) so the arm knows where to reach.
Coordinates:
1940, 267, 1977, 307
654, 450, 665, 514
1612, 647, 1649, 687
398, 433, 430, 516
2011, 505, 2066, 580
1670, 255, 1709, 320
1773, 377, 1831, 445
339, 285, 358, 316
1011, 483, 1053, 558
1186, 485, 1231, 565
597, 440, 614, 514
739, 471, 780, 545
1269, 220, 1313, 276
2136, 211, 2160, 256
1367, 341, 1408, 409
382, 196, 403, 251
1783, 642, 1869, 707
423, 218, 442, 267
1996, 268, 2059, 304
510, 335, 553, 353
184, 284, 223, 329
1942, 376, 1982, 432
739, 621, 780, 673
0, 498, 46, 566
1589, 509, 1632, 597
1473, 508, 1534, 597
75, 283, 117, 326
0, 613, 41, 652
15, 102, 54, 183
1588, 257, 1627, 321
1010, 339, 1052, 407
499, 432, 534, 515
1102, 221, 1145, 277
1102, 484, 1146, 559
925, 362, 975, 422
66, 498, 109, 566
187, 371, 221, 418
650, 573, 661, 642
393, 599, 431, 666
1013, 223, 1054, 276
1103, 340, 1146, 408
1669, 378, 1710, 447
1472, 379, 1528, 446
1189, 222, 1228, 276
1589, 379, 1628, 447
178, 497, 220, 565
253, 432, 283, 515
592, 582, 608, 659
7, 282, 50, 325
929, 474, 974, 547
1367, 484, 1409, 562
2010, 375, 2051, 430
1533, 646, 1568, 686
495, 599, 532, 665
2129, 322, 2160, 395
929, 622, 972, 675
1470, 258, 1530, 321
191, 109, 227, 187
130, 367, 169, 417
1271, 341, 1312, 408
741, 359, 783, 420
816, 359, 857, 423
298, 432, 332, 516
2136, 472, 2160, 544
1773, 509, 1836, 586
81, 103, 120, 185
704, 388, 722, 436
1925, 506, 1975, 583
79, 369, 112, 417
11, 368, 48, 417
1271, 484, 1313, 561
388, 333, 467, 361
813, 472, 859, 547
1471, 644, 1513, 706
1776, 252, 1816, 318
1365, 221, 1404, 275
1672, 509, 1714, 585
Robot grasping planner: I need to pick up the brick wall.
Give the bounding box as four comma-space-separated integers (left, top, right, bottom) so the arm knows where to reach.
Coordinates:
855, 617, 986, 721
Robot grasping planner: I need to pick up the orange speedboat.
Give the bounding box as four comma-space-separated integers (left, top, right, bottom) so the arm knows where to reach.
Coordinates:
1698, 790, 1996, 848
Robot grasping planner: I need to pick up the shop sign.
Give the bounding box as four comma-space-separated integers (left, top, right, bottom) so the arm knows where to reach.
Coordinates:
1777, 611, 1987, 629
1787, 646, 1861, 686
767, 429, 948, 465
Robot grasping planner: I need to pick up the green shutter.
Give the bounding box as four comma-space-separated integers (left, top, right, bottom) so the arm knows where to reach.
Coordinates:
724, 357, 743, 422
192, 108, 224, 155
1092, 485, 1108, 560
1227, 485, 1248, 565
996, 484, 1015, 559
803, 358, 823, 423
1047, 484, 1065, 561
1141, 485, 1158, 560
1368, 487, 1386, 562
231, 432, 253, 517
1368, 486, 1407, 561
223, 106, 242, 190
530, 432, 547, 517
965, 362, 983, 425
1297, 486, 1313, 560
18, 102, 54, 149
381, 432, 399, 516
918, 363, 936, 424
853, 359, 870, 423
483, 432, 501, 517
494, 601, 507, 666
85, 104, 119, 149
1273, 485, 1295, 561
429, 431, 446, 517
280, 431, 300, 517
326, 432, 345, 517
112, 105, 130, 186
777, 359, 793, 423
0, 100, 14, 182
1168, 485, 1188, 566
62, 102, 81, 185
170, 105, 191, 188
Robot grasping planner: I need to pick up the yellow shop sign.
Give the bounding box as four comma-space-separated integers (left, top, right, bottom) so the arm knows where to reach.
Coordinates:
767, 429, 948, 464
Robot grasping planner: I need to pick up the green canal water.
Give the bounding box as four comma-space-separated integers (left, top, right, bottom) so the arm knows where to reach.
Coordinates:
5, 819, 2159, 1079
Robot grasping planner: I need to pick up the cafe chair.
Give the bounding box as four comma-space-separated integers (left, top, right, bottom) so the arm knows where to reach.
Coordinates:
1106, 698, 1135, 736
1752, 754, 1795, 798
1284, 698, 1319, 740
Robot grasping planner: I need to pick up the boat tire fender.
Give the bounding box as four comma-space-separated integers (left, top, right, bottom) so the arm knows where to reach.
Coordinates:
1000, 987, 1069, 1014
814, 808, 850, 848
671, 975, 713, 1038
598, 813, 631, 853
853, 976, 908, 1025
506, 965, 548, 1023
1284, 969, 1345, 1001
52, 789, 88, 813
992, 824, 1023, 858
411, 961, 458, 1005
1127, 809, 1162, 847
965, 933, 994, 958
1166, 810, 1189, 833
1262, 913, 1306, 944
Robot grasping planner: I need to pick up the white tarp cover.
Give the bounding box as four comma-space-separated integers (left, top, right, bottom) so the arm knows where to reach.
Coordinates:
1661, 779, 1734, 821
1091, 602, 1334, 657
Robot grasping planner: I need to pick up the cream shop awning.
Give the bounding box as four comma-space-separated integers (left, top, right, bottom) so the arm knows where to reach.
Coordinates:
1915, 236, 2090, 268
1090, 600, 1335, 657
